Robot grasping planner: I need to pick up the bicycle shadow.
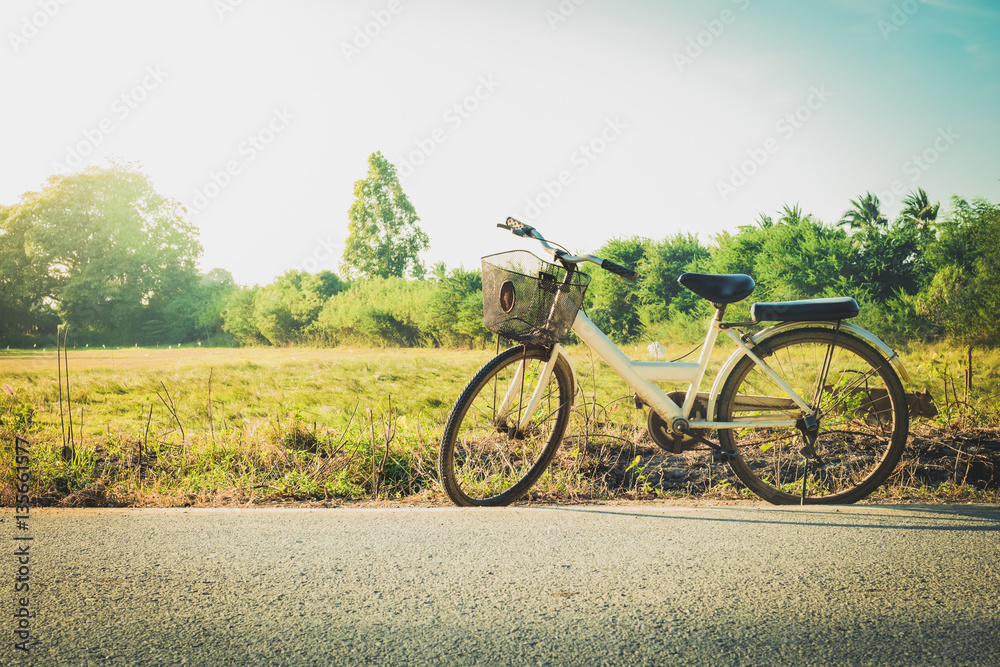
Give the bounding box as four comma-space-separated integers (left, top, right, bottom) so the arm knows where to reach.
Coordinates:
533, 503, 1000, 532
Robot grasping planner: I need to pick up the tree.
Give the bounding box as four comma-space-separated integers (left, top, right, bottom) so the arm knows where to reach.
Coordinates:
586, 236, 648, 341
251, 271, 338, 346
0, 205, 58, 345
314, 277, 435, 347
833, 192, 924, 303
753, 216, 854, 301
919, 197, 1000, 346
839, 192, 887, 231
927, 197, 997, 273
847, 220, 922, 302
427, 267, 487, 347
340, 152, 429, 280
314, 270, 348, 299
2, 162, 202, 344
221, 286, 264, 345
900, 187, 939, 235
161, 269, 241, 344
777, 202, 808, 226
753, 212, 775, 228
636, 233, 709, 324
703, 224, 767, 279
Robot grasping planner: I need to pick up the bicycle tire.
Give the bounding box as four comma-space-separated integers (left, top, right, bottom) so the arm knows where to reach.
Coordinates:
438, 345, 574, 506
717, 327, 908, 504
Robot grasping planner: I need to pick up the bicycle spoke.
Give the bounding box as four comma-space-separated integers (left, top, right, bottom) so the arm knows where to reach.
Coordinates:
719, 328, 907, 504
439, 346, 572, 506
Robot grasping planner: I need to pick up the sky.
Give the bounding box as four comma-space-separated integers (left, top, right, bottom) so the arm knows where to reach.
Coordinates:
2, 0, 998, 286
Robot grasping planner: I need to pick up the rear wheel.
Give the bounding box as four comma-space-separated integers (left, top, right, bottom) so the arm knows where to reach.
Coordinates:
717, 328, 908, 504
437, 345, 574, 506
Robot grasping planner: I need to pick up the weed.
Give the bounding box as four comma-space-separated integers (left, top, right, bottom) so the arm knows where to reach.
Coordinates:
1, 398, 36, 432
1, 343, 998, 506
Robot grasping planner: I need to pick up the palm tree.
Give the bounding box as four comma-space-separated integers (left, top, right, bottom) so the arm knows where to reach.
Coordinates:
778, 203, 808, 226
900, 187, 939, 235
839, 192, 887, 231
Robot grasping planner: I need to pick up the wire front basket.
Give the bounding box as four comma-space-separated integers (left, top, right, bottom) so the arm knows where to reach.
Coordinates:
481, 250, 591, 346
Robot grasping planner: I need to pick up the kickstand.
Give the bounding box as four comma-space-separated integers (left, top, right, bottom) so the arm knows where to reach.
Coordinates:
801, 457, 808, 505
796, 414, 821, 505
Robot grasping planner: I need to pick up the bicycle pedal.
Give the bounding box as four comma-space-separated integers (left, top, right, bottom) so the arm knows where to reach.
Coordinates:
712, 449, 738, 463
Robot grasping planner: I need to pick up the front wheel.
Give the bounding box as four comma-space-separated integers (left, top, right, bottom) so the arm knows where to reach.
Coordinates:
437, 345, 574, 506
717, 327, 908, 504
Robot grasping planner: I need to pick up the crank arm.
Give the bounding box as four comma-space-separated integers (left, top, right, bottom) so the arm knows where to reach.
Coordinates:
673, 422, 738, 463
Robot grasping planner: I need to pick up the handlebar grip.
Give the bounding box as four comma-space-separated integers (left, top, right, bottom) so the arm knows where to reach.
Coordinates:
502, 217, 536, 237
602, 259, 639, 282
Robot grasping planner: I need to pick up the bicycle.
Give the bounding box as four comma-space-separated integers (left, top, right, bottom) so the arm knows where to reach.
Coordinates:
437, 218, 910, 506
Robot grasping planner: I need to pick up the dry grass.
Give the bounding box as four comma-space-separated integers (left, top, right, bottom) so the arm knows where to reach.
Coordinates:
2, 342, 998, 507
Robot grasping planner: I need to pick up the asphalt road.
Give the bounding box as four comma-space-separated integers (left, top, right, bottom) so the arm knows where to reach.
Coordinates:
3, 504, 998, 666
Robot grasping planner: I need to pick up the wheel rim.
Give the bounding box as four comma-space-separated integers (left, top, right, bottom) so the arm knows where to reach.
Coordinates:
721, 331, 906, 503
449, 351, 568, 504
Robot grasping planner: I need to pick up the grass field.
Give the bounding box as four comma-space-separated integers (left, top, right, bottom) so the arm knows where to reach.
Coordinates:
2, 339, 998, 507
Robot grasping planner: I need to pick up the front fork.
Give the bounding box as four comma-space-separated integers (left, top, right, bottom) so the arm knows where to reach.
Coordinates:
496, 345, 563, 435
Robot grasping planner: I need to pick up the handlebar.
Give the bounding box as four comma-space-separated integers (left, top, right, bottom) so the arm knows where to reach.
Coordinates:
601, 259, 640, 282
498, 217, 640, 282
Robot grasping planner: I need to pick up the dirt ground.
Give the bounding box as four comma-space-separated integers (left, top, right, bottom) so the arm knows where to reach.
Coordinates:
35, 421, 1000, 509
148, 425, 999, 510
